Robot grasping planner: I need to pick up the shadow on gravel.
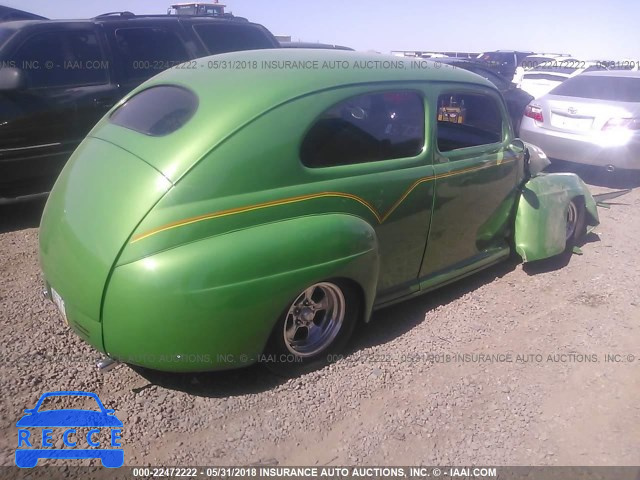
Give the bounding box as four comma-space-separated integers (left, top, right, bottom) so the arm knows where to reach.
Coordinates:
352, 257, 520, 352
130, 364, 287, 399
134, 258, 522, 397
522, 231, 601, 276
546, 160, 640, 189
0, 198, 46, 234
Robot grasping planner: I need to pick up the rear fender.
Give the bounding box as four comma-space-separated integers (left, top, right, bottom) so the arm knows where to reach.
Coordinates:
102, 214, 379, 370
515, 173, 599, 262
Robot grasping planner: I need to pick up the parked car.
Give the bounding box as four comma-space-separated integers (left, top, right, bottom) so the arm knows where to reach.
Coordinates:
598, 59, 639, 72
520, 70, 640, 171
39, 50, 598, 373
518, 59, 606, 99
512, 53, 572, 84
433, 58, 534, 135
279, 41, 353, 51
0, 13, 278, 204
476, 50, 534, 81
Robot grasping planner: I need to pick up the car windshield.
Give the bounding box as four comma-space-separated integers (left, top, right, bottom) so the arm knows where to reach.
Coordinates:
37, 394, 102, 412
478, 52, 510, 63
550, 76, 640, 102
175, 5, 197, 14
110, 85, 199, 136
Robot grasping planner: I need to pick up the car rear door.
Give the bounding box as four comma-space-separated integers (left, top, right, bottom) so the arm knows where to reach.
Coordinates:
419, 84, 525, 284
295, 86, 436, 303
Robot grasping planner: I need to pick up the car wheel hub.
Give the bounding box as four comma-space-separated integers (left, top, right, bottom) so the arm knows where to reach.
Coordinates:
283, 282, 346, 357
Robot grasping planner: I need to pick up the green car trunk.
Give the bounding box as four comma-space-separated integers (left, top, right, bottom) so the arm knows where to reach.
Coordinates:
39, 137, 171, 351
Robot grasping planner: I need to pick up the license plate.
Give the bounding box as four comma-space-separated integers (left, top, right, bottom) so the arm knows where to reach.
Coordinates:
551, 113, 593, 131
51, 288, 67, 323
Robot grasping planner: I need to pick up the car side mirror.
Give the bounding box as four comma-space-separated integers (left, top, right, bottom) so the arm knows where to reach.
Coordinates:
0, 67, 26, 91
510, 138, 534, 179
510, 138, 526, 154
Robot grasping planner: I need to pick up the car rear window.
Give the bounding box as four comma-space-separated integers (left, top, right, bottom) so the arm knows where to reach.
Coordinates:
110, 85, 198, 136
193, 24, 273, 54
550, 76, 640, 102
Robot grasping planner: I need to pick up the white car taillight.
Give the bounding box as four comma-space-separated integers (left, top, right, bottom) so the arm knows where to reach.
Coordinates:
524, 104, 544, 122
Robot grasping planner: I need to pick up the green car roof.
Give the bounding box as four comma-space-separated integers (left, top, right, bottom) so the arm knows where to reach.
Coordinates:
91, 49, 495, 182
153, 48, 494, 99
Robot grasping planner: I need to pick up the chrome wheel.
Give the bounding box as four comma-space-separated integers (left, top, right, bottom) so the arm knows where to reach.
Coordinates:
566, 200, 578, 241
283, 282, 346, 357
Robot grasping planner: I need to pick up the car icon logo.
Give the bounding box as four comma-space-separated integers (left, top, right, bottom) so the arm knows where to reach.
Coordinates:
15, 391, 123, 468
567, 107, 578, 115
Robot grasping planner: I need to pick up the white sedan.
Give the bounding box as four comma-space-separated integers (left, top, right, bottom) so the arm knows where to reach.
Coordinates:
518, 59, 606, 99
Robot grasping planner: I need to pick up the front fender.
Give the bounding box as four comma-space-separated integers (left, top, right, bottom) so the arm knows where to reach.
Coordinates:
515, 173, 599, 262
102, 213, 379, 371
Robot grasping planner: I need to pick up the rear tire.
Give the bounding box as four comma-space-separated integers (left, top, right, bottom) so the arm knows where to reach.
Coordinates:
264, 279, 360, 376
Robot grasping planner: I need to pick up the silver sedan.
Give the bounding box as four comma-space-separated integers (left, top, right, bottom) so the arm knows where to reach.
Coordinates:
520, 71, 640, 171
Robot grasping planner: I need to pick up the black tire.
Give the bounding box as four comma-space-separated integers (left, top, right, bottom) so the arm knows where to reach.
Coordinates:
565, 197, 586, 249
264, 279, 360, 377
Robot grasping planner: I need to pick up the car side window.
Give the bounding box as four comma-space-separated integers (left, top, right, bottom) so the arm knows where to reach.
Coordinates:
11, 30, 107, 88
193, 24, 272, 54
301, 91, 425, 168
113, 27, 190, 81
436, 92, 503, 152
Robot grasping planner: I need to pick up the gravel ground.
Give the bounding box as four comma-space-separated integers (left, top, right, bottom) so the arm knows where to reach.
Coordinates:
1, 168, 639, 468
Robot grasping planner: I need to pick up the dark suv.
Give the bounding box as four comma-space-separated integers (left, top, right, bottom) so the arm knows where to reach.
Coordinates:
476, 50, 534, 81
0, 13, 278, 203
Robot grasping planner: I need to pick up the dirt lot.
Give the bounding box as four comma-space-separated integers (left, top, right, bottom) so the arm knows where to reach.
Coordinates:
1, 168, 639, 468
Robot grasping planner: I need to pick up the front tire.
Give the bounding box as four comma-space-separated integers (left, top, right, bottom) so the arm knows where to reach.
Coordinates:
565, 197, 586, 249
265, 280, 360, 376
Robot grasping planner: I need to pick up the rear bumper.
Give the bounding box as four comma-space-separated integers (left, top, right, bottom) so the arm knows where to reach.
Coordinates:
42, 282, 106, 354
520, 118, 640, 170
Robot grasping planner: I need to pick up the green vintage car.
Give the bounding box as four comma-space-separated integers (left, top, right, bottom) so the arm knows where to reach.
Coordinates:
39, 50, 599, 373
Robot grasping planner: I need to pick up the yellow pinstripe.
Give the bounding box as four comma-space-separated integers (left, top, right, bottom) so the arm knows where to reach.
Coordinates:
131, 157, 516, 243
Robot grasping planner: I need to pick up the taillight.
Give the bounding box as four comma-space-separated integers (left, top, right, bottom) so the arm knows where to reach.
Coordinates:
524, 104, 544, 122
602, 118, 640, 131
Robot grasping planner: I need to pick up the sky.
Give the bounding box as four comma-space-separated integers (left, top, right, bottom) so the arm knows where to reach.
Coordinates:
3, 0, 638, 60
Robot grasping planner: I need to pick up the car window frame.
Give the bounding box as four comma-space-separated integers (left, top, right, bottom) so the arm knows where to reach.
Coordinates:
298, 87, 429, 170
9, 25, 110, 90
431, 84, 511, 160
